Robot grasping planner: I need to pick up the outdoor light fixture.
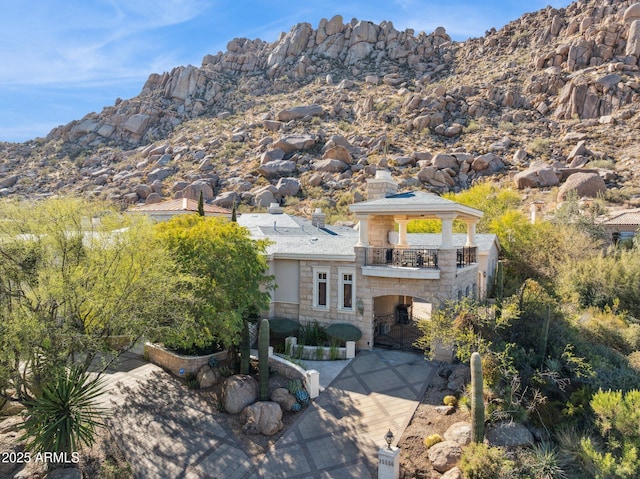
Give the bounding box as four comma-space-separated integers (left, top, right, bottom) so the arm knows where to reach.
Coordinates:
384, 428, 394, 450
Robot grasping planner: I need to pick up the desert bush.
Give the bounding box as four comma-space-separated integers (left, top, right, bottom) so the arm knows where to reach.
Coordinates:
423, 434, 443, 449
459, 442, 512, 479
443, 395, 458, 407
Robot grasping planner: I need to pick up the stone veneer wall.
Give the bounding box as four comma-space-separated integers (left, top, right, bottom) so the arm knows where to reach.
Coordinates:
144, 343, 229, 377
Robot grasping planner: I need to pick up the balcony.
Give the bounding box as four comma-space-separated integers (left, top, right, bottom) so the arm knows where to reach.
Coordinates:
361, 246, 477, 280
457, 247, 477, 268
365, 247, 439, 269
362, 247, 439, 279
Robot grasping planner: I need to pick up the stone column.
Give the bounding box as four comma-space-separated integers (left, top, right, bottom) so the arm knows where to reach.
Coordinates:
438, 213, 456, 249
396, 217, 409, 247
356, 215, 369, 247
465, 220, 477, 247
378, 446, 400, 479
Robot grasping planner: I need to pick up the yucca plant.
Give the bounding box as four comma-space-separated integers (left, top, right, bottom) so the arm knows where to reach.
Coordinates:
19, 367, 108, 460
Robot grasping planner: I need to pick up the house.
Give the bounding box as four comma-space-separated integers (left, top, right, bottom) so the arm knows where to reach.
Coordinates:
598, 208, 640, 244
238, 170, 500, 351
127, 198, 231, 221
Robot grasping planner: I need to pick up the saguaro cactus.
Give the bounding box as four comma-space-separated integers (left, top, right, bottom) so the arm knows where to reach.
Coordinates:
240, 320, 250, 375
259, 318, 270, 401
470, 351, 485, 443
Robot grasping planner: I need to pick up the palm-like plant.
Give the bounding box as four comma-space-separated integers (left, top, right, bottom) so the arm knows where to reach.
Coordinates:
19, 367, 108, 458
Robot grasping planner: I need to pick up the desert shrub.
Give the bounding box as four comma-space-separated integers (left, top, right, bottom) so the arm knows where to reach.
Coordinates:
578, 389, 640, 479
443, 395, 458, 407
423, 434, 443, 449
516, 443, 569, 479
19, 367, 107, 458
326, 323, 362, 343
459, 442, 512, 479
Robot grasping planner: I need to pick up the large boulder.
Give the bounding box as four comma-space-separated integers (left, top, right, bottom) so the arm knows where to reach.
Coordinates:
276, 105, 324, 122
428, 440, 462, 473
557, 172, 606, 201
513, 161, 559, 189
276, 177, 301, 197
312, 159, 349, 173
241, 401, 283, 436
486, 421, 534, 447
258, 160, 297, 179
222, 375, 259, 414
270, 388, 298, 412
274, 135, 318, 154
322, 145, 352, 164
443, 422, 473, 446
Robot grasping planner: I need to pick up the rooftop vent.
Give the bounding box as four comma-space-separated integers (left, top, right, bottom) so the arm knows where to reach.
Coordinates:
268, 202, 284, 214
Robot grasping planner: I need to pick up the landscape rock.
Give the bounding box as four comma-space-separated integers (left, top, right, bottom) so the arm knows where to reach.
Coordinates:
270, 388, 298, 412
443, 422, 472, 446
222, 375, 259, 414
427, 440, 462, 473
241, 401, 283, 436
486, 421, 534, 447
196, 365, 221, 388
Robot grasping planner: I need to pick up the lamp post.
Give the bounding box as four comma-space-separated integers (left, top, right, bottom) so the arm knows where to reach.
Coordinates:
379, 428, 399, 479
384, 428, 394, 450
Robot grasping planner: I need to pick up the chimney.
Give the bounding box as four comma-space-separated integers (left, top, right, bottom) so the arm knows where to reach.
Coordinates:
183, 197, 188, 210
366, 169, 398, 200
268, 202, 284, 214
311, 208, 326, 228
530, 200, 544, 224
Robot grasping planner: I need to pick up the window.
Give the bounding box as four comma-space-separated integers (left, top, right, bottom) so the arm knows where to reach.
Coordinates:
313, 268, 330, 309
338, 268, 356, 312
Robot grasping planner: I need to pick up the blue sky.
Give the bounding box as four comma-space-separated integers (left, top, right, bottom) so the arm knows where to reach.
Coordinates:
0, 0, 571, 143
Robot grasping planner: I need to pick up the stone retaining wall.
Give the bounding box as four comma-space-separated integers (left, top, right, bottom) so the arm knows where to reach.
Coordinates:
144, 342, 228, 377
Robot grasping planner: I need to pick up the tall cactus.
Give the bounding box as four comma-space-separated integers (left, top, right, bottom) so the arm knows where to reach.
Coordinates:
259, 318, 270, 401
495, 260, 504, 319
240, 320, 250, 375
538, 304, 551, 368
470, 351, 485, 443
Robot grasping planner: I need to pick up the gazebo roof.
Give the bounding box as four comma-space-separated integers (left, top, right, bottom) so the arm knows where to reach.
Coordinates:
349, 190, 483, 220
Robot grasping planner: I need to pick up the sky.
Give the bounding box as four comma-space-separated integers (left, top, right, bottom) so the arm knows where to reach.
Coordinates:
0, 0, 572, 143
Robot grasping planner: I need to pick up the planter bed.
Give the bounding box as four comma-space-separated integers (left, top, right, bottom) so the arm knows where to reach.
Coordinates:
144, 342, 228, 377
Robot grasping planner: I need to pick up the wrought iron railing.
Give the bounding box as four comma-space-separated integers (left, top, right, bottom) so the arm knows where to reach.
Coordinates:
364, 247, 439, 269
457, 246, 477, 268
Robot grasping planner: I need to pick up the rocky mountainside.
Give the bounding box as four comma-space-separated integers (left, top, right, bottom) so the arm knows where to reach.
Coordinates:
1, 0, 640, 216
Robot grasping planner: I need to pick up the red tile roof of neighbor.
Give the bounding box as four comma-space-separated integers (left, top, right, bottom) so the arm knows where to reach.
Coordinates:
129, 198, 231, 215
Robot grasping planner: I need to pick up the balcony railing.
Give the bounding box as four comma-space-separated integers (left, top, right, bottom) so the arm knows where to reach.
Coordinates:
457, 246, 477, 268
365, 247, 439, 269
364, 246, 478, 269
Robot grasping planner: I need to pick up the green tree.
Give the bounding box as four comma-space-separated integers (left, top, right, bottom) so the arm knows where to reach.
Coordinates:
154, 215, 273, 350
197, 191, 205, 216
0, 198, 185, 399
408, 183, 522, 233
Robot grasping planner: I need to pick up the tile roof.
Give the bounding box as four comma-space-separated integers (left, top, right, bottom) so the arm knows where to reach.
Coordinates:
602, 208, 640, 226
128, 198, 231, 215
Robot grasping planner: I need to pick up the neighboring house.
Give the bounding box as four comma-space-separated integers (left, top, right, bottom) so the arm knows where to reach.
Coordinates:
238, 170, 500, 351
127, 198, 231, 221
598, 208, 640, 243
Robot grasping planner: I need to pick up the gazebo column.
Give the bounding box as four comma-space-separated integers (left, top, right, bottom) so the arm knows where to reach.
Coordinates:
396, 216, 409, 247
356, 215, 369, 247
438, 213, 456, 248
465, 220, 477, 247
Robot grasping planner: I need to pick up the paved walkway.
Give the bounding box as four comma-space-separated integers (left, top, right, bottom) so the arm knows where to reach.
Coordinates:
102, 349, 436, 479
